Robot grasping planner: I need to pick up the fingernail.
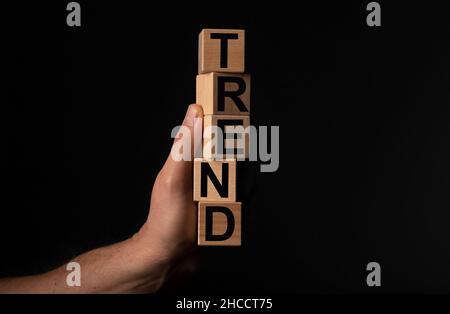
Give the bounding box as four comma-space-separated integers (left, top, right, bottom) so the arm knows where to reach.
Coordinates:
184, 105, 202, 127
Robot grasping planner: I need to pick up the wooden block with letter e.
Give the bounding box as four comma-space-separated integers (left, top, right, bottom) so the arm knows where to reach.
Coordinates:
203, 115, 250, 160
193, 158, 236, 202
196, 72, 250, 116
198, 202, 241, 246
198, 29, 245, 74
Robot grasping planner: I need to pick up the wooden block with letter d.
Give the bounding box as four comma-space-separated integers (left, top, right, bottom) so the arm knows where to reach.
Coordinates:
203, 115, 250, 160
198, 202, 241, 246
196, 72, 250, 116
193, 158, 236, 202
198, 29, 245, 74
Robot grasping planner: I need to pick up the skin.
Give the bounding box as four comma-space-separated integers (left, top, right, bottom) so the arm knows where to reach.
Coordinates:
0, 104, 204, 293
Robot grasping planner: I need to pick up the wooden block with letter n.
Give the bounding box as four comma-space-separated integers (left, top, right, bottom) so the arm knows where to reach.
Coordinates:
198, 202, 241, 246
193, 158, 236, 202
196, 72, 250, 116
198, 29, 245, 74
203, 115, 250, 160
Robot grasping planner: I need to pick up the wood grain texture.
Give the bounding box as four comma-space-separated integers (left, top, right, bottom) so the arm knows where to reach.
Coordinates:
193, 158, 236, 202
203, 115, 250, 160
198, 201, 241, 246
198, 29, 245, 74
196, 72, 250, 116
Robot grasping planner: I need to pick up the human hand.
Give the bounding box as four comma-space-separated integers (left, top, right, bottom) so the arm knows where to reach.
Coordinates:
0, 104, 204, 294
130, 104, 204, 290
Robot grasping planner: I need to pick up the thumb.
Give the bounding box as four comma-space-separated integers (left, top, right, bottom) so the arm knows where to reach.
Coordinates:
161, 104, 203, 183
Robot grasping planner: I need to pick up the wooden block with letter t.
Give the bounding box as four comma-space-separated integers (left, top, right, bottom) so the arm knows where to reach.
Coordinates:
193, 158, 236, 202
198, 29, 245, 74
203, 115, 250, 160
196, 72, 250, 116
198, 202, 241, 246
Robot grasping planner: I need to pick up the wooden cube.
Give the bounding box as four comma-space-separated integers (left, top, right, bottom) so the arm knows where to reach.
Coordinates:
198, 29, 245, 74
203, 115, 250, 160
198, 202, 241, 246
194, 158, 236, 202
196, 72, 250, 116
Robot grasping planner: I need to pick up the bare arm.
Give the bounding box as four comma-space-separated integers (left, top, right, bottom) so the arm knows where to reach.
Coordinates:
0, 105, 203, 294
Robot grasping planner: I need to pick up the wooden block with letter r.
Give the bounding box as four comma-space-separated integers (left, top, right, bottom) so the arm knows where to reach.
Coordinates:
193, 158, 236, 202
203, 115, 250, 160
198, 201, 241, 246
198, 29, 245, 74
196, 72, 250, 116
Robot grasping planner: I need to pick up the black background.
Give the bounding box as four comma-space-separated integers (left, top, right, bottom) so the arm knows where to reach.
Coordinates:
4, 0, 450, 294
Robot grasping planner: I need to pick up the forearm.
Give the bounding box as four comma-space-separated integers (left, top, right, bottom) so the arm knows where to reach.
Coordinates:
0, 105, 202, 293
0, 228, 170, 293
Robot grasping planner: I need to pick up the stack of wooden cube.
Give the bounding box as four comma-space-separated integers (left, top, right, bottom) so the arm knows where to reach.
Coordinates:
194, 29, 250, 246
